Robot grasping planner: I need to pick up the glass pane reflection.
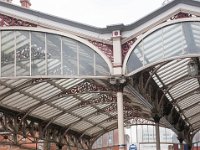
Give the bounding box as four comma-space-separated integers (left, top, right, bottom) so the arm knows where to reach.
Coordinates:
0, 30, 109, 77
47, 34, 61, 75
127, 21, 200, 74
79, 43, 94, 75
1, 31, 15, 77
31, 32, 45, 76
16, 31, 30, 76
62, 37, 77, 75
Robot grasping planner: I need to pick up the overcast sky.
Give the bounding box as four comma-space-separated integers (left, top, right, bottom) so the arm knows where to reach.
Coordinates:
14, 0, 165, 27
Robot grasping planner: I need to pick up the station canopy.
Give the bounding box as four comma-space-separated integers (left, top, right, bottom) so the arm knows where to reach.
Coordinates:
1, 0, 200, 145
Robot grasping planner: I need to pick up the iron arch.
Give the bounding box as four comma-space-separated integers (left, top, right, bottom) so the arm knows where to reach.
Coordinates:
0, 26, 113, 78
123, 18, 200, 76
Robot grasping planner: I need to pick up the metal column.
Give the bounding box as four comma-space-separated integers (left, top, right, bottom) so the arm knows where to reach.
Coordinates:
153, 114, 161, 150
155, 122, 161, 150
117, 91, 125, 150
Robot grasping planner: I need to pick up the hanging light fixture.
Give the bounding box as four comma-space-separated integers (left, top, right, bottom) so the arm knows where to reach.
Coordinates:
188, 59, 198, 77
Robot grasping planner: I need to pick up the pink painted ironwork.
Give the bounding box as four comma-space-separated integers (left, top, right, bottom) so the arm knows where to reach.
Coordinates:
104, 103, 117, 112
171, 12, 192, 20
122, 38, 136, 60
79, 94, 117, 107
89, 40, 114, 62
0, 13, 37, 27
66, 81, 110, 94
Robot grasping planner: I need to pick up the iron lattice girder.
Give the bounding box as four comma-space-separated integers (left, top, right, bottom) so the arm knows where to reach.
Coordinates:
66, 80, 112, 95
0, 106, 91, 149
131, 70, 191, 139
0, 77, 129, 147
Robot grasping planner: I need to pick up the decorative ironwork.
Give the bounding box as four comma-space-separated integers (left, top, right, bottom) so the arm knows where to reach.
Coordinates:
2, 43, 49, 65
89, 40, 113, 62
171, 12, 192, 20
0, 13, 37, 27
104, 103, 117, 112
0, 110, 91, 149
79, 94, 117, 107
66, 81, 110, 94
122, 38, 136, 60
130, 70, 192, 141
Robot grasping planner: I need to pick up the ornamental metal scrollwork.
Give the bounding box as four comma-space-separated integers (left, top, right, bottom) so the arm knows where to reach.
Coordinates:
0, 13, 37, 27
104, 103, 117, 112
170, 12, 192, 20
89, 40, 114, 62
122, 38, 136, 60
79, 94, 117, 107
67, 81, 110, 94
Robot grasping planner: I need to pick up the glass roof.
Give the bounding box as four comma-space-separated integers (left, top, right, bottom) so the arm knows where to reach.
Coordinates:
127, 21, 200, 132
0, 77, 150, 137
151, 57, 200, 131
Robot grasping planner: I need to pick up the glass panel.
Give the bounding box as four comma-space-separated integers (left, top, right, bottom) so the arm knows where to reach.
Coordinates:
31, 32, 45, 76
16, 31, 30, 76
62, 37, 77, 75
143, 29, 163, 64
47, 34, 61, 75
163, 24, 186, 58
190, 22, 200, 53
95, 53, 109, 75
79, 43, 94, 75
160, 127, 166, 142
1, 31, 15, 77
147, 125, 154, 142
142, 125, 148, 142
127, 44, 143, 73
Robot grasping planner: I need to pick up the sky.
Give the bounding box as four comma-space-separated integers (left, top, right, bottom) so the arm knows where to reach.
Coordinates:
13, 0, 166, 28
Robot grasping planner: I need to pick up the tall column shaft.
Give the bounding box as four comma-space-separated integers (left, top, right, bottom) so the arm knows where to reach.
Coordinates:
117, 91, 125, 150
155, 122, 161, 150
180, 143, 183, 150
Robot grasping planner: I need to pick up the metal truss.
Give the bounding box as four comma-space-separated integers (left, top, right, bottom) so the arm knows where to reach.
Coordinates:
129, 69, 193, 145
0, 107, 92, 150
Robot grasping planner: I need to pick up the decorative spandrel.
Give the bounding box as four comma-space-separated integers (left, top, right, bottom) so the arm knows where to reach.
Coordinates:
89, 40, 113, 62
66, 81, 110, 94
122, 38, 136, 60
0, 13, 37, 27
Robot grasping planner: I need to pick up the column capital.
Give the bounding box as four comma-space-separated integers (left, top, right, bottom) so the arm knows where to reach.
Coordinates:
109, 76, 127, 92
178, 137, 184, 144
152, 114, 161, 123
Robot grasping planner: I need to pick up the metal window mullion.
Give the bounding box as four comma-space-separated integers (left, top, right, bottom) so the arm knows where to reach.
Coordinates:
14, 31, 16, 77
45, 33, 47, 75
94, 52, 96, 75
61, 37, 63, 75
0, 31, 1, 77
29, 31, 31, 76
142, 39, 144, 66
77, 42, 79, 76
147, 125, 149, 143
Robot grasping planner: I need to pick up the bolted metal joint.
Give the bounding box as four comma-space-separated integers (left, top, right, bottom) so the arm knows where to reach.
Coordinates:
109, 76, 127, 92
152, 114, 161, 123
